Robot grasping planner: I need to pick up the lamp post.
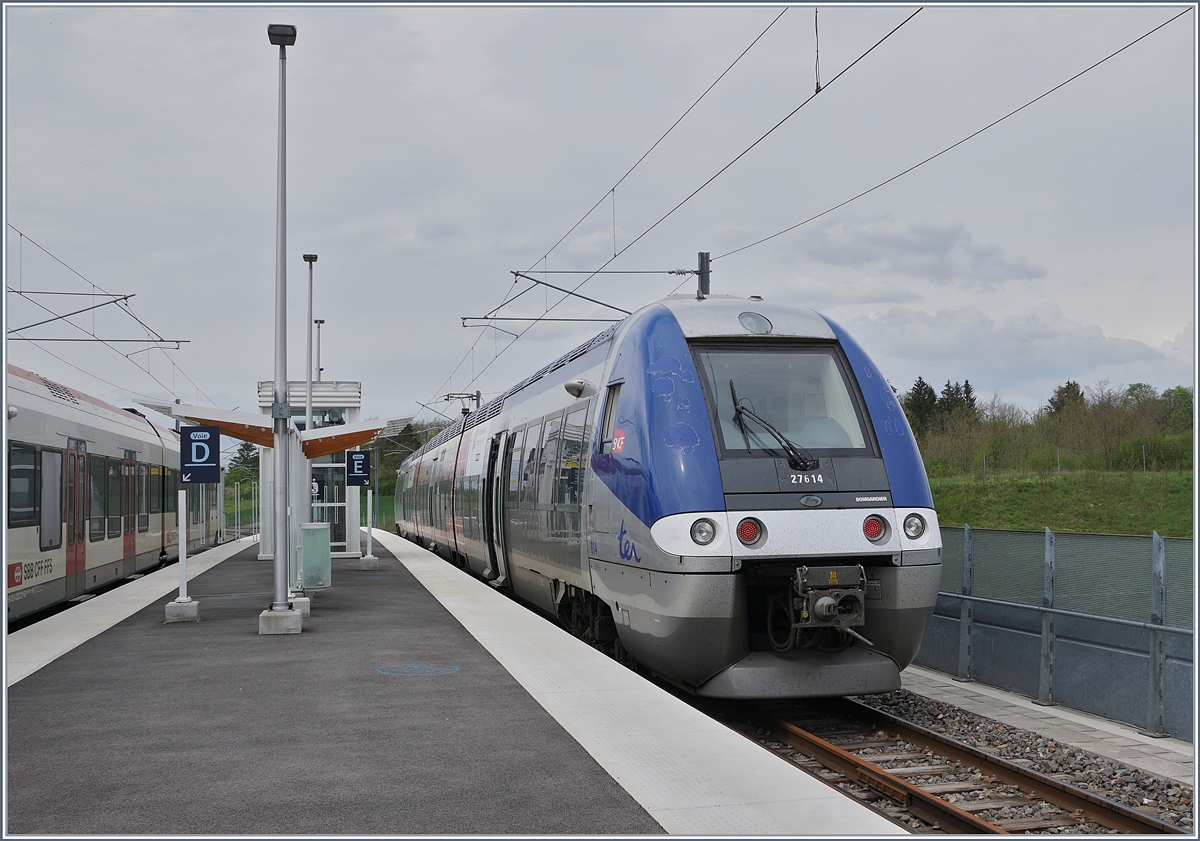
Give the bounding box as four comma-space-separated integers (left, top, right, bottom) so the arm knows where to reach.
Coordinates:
304, 254, 318, 527
315, 319, 325, 381
266, 23, 298, 625
304, 255, 318, 433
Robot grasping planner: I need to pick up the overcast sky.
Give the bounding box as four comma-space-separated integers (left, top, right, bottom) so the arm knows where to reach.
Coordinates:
4, 3, 1195, 445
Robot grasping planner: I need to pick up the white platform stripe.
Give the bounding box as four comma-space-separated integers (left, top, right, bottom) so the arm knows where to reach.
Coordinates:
376, 530, 905, 835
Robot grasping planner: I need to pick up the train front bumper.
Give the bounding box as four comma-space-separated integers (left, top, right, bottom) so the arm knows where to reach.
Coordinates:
696, 646, 902, 699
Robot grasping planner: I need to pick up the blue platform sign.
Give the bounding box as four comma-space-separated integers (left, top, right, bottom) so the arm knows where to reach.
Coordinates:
181, 426, 221, 484
347, 451, 371, 486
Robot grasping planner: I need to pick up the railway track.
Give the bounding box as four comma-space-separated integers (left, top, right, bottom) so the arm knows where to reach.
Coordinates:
707, 696, 1187, 834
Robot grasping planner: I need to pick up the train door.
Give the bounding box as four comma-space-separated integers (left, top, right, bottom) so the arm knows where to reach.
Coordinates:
488, 432, 516, 587
65, 439, 86, 597
122, 451, 136, 571
482, 432, 504, 580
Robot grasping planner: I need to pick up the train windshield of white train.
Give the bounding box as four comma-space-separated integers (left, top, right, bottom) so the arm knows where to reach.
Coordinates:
694, 347, 868, 454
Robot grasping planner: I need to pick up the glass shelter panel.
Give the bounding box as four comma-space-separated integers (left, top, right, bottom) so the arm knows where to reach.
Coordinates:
313, 451, 347, 548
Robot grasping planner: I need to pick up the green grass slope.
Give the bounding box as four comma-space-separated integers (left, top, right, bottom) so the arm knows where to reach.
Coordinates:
929, 471, 1193, 537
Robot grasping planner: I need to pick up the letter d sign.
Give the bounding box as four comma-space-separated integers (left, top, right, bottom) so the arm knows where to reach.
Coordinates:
180, 425, 220, 484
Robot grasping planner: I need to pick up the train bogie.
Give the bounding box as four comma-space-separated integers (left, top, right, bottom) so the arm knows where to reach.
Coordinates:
395, 295, 941, 699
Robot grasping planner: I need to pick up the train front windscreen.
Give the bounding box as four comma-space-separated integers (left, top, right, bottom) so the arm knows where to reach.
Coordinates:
692, 345, 871, 459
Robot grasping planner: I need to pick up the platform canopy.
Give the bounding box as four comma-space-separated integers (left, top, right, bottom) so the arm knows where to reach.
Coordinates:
147, 402, 383, 455
143, 402, 276, 447
298, 418, 386, 459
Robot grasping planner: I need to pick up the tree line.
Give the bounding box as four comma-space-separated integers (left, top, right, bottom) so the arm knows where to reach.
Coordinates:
900, 377, 1193, 476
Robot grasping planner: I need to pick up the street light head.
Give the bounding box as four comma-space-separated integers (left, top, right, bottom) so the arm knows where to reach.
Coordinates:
303, 254, 318, 263
314, 319, 325, 326
267, 24, 297, 47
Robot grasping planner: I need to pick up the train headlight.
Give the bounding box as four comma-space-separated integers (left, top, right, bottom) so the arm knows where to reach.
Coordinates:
690, 518, 716, 546
862, 515, 888, 543
736, 518, 764, 546
903, 513, 926, 539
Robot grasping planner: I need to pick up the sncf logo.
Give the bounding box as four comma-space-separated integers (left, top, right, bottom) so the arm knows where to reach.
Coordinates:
612, 428, 626, 454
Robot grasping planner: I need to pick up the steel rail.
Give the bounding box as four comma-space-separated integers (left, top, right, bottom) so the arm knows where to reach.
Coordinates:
844, 698, 1187, 835
748, 708, 1004, 833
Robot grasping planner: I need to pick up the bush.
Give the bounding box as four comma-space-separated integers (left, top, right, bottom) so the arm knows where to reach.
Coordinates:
905, 379, 1193, 476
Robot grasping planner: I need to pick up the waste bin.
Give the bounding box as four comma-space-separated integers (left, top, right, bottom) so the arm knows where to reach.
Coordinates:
294, 522, 332, 590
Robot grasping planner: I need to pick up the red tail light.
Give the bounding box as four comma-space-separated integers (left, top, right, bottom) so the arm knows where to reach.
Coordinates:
736, 518, 761, 545
863, 515, 886, 542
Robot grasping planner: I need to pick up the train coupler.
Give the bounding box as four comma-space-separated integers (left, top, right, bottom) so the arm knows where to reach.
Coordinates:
793, 564, 872, 645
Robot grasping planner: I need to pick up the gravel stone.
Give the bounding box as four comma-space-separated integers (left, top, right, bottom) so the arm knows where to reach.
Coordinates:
854, 689, 1193, 830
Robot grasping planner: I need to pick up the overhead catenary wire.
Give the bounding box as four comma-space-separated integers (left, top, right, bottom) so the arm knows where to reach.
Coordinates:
510, 272, 631, 314
814, 7, 822, 94
448, 7, 922, 398
527, 6, 791, 274
423, 9, 790, 417
9, 285, 187, 399
4, 223, 220, 409
12, 337, 168, 405
715, 6, 1193, 262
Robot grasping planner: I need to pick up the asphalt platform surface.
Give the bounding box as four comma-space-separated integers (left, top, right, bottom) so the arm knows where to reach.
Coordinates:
5, 544, 665, 835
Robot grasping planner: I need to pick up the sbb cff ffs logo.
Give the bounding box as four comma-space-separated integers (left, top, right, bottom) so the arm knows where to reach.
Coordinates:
181, 426, 221, 484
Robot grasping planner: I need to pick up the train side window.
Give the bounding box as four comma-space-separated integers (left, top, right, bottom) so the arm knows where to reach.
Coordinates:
505, 428, 524, 509
166, 469, 177, 513
106, 460, 121, 538
137, 465, 150, 532
520, 422, 542, 508
557, 407, 588, 507
88, 456, 106, 541
536, 413, 563, 508
149, 465, 162, 514
7, 442, 38, 528
599, 383, 622, 454
40, 449, 63, 551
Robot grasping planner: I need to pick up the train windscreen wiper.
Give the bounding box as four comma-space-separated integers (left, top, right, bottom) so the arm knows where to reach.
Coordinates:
730, 380, 820, 471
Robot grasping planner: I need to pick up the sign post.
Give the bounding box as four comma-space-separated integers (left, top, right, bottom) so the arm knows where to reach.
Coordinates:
348, 450, 378, 569
166, 426, 221, 623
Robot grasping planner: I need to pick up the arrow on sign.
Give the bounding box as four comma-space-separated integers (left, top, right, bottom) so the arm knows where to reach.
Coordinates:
183, 473, 191, 482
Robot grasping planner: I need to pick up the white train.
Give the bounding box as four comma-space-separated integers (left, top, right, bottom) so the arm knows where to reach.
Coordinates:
6, 364, 223, 624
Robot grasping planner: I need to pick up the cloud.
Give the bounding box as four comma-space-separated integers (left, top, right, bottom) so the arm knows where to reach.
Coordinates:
799, 217, 1047, 289
774, 274, 922, 309
862, 304, 1161, 366
845, 304, 1178, 407
1159, 322, 1194, 361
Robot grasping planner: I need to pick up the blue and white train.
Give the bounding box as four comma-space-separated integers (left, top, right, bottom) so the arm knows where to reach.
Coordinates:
394, 295, 941, 699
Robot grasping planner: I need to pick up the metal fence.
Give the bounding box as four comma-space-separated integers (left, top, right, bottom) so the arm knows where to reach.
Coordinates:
915, 526, 1194, 741
937, 527, 1193, 628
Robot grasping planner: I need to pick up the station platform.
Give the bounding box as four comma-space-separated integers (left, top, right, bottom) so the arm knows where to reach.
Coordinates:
899, 665, 1194, 786
5, 532, 903, 836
